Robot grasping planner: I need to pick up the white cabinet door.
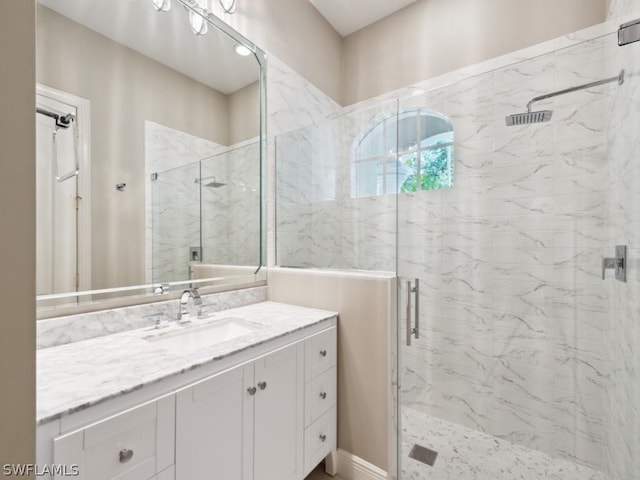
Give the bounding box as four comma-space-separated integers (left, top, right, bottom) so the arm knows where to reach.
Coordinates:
175, 366, 252, 480
53, 397, 174, 480
253, 343, 303, 480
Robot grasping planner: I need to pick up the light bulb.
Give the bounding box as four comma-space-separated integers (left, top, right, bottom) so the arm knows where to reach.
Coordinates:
189, 10, 208, 35
219, 0, 236, 14
151, 0, 171, 12
234, 44, 252, 56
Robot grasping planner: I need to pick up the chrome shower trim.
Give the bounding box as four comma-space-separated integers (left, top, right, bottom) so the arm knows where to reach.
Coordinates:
505, 70, 625, 126
525, 69, 624, 113
619, 18, 640, 46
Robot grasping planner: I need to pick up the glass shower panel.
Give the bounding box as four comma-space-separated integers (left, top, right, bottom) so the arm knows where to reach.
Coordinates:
603, 27, 640, 480
151, 161, 201, 284
397, 34, 619, 480
200, 142, 261, 269
275, 101, 398, 270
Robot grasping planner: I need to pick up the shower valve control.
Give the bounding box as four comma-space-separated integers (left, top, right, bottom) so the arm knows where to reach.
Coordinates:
602, 245, 627, 282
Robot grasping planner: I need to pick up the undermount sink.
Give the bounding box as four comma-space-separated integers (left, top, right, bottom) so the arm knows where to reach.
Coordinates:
147, 318, 261, 354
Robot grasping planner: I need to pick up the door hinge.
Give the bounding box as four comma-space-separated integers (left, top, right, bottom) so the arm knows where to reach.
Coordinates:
75, 195, 82, 210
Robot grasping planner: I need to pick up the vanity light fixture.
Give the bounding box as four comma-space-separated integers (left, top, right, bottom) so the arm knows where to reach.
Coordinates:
151, 0, 171, 12
234, 44, 252, 56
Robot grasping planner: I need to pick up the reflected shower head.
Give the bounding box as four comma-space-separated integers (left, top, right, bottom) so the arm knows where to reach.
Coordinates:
505, 110, 553, 126
194, 176, 227, 188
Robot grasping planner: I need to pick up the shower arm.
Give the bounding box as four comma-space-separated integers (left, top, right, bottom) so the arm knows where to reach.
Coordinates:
526, 69, 624, 112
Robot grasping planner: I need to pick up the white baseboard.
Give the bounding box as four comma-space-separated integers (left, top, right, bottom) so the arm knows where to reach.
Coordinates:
335, 449, 388, 480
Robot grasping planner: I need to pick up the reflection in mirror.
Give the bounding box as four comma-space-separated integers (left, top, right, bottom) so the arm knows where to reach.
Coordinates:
35, 0, 264, 313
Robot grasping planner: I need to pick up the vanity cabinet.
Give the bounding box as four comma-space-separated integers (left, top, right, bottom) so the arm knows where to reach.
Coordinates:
302, 328, 337, 477
175, 342, 302, 480
44, 321, 337, 480
52, 396, 175, 480
174, 366, 248, 479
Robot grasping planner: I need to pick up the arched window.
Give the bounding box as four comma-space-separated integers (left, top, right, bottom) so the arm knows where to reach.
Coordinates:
352, 108, 454, 197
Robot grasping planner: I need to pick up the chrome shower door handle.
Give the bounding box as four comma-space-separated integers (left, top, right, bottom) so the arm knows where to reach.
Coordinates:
413, 279, 419, 340
406, 280, 412, 346
405, 278, 420, 346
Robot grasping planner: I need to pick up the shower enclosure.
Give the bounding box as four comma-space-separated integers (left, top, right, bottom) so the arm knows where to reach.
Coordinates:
151, 142, 261, 284
276, 25, 639, 480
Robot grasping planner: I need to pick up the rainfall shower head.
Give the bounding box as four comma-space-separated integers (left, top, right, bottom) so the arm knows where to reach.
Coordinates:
194, 176, 227, 188
505, 69, 625, 127
505, 110, 553, 126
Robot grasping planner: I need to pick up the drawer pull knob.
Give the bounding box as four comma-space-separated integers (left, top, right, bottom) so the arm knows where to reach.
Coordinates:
119, 449, 134, 464
247, 386, 257, 396
258, 381, 268, 390
319, 392, 327, 400
319, 350, 327, 357
319, 434, 327, 442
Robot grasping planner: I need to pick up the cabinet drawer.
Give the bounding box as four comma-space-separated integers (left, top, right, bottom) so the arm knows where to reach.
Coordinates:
303, 407, 336, 476
304, 327, 336, 381
54, 397, 175, 480
304, 367, 336, 427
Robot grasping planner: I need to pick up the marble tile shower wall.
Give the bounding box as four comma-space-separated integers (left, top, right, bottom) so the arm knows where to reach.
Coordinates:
607, 0, 640, 20
399, 36, 613, 472
152, 162, 201, 283
603, 34, 640, 480
277, 37, 616, 471
152, 142, 261, 284
265, 56, 342, 266
201, 142, 261, 266
145, 122, 224, 283
276, 102, 398, 270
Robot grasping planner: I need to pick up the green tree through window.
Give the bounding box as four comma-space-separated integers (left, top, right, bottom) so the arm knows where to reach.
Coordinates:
353, 109, 454, 197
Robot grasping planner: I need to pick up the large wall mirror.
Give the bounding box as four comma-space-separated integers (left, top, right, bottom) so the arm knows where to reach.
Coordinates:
36, 0, 265, 315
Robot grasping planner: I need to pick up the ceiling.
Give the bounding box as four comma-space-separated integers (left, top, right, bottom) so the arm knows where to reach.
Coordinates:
38, 0, 259, 95
308, 0, 418, 37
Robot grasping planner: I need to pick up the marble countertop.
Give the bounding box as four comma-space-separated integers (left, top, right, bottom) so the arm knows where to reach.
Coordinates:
37, 301, 337, 425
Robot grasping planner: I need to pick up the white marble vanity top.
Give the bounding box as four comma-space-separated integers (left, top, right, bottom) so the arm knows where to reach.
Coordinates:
37, 301, 337, 425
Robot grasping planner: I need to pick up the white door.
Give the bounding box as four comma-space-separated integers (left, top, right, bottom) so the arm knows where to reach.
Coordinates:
175, 366, 251, 480
36, 95, 78, 297
253, 344, 302, 480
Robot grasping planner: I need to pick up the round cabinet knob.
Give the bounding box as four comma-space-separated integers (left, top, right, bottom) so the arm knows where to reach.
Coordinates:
247, 386, 257, 396
319, 392, 327, 400
258, 381, 267, 390
319, 349, 327, 357
319, 434, 327, 442
119, 449, 134, 464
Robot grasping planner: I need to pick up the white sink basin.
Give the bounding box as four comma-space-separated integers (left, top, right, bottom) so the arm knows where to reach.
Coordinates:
147, 318, 261, 354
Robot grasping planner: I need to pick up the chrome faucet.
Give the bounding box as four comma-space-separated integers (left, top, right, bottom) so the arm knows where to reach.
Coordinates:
177, 288, 202, 323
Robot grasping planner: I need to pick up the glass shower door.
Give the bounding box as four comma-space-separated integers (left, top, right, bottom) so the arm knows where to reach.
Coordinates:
396, 73, 493, 480
396, 30, 638, 480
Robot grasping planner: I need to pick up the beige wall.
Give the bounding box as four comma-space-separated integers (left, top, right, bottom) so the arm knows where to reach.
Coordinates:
210, 0, 343, 104
342, 0, 607, 104
229, 81, 260, 145
0, 0, 36, 475
37, 6, 230, 291
268, 269, 392, 471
